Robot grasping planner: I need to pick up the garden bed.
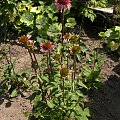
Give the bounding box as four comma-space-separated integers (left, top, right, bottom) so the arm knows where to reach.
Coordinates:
0, 27, 120, 120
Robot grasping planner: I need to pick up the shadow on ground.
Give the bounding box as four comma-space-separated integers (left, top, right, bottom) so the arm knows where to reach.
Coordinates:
89, 63, 120, 120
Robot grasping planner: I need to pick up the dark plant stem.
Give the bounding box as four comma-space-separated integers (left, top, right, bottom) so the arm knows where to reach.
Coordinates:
61, 9, 64, 64
62, 77, 65, 103
8, 46, 15, 75
47, 52, 50, 80
73, 54, 76, 80
49, 50, 52, 75
61, 9, 64, 47
67, 54, 69, 68
72, 54, 76, 91
67, 50, 70, 68
33, 51, 41, 72
28, 48, 44, 100
79, 15, 84, 37
28, 49, 37, 73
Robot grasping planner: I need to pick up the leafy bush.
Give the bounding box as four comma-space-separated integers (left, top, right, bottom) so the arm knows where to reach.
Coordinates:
99, 26, 120, 51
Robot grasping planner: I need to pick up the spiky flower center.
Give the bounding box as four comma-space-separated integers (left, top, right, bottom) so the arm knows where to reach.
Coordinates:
42, 41, 53, 50
60, 67, 69, 77
71, 46, 81, 54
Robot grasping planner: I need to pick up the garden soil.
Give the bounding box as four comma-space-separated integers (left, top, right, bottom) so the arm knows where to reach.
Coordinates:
0, 32, 120, 120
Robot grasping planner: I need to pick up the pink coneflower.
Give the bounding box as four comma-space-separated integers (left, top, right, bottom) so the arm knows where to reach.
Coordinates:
40, 41, 53, 52
26, 40, 35, 48
55, 0, 71, 10
17, 35, 35, 48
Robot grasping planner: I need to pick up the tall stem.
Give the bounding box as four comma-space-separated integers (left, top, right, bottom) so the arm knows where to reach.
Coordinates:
47, 52, 50, 80
28, 48, 44, 100
49, 50, 52, 75
61, 9, 64, 47
62, 77, 65, 102
28, 49, 37, 73
72, 54, 76, 91
33, 51, 41, 72
9, 46, 15, 75
73, 54, 76, 80
61, 9, 64, 64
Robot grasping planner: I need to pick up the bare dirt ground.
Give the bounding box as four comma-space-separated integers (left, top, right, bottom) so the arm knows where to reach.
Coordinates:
0, 96, 32, 120
0, 30, 120, 120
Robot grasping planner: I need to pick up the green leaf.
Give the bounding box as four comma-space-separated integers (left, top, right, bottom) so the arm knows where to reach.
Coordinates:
20, 12, 34, 26
36, 17, 47, 30
98, 32, 106, 37
22, 92, 28, 97
105, 29, 112, 37
24, 112, 30, 117
48, 13, 53, 19
47, 23, 62, 37
79, 116, 88, 120
84, 108, 90, 117
36, 37, 45, 43
47, 100, 55, 108
65, 18, 76, 28
115, 26, 120, 31
10, 89, 17, 98
30, 7, 41, 14
109, 41, 119, 51
78, 81, 88, 89
34, 95, 42, 107
32, 86, 40, 91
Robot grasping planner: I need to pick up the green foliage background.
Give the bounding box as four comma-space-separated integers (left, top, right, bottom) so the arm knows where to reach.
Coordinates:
0, 0, 109, 41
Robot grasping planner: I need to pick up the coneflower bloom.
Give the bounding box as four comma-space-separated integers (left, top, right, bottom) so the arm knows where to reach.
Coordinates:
26, 40, 35, 48
60, 67, 69, 77
70, 34, 79, 43
55, 0, 71, 10
17, 35, 35, 48
17, 35, 30, 44
71, 46, 81, 54
40, 41, 53, 52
